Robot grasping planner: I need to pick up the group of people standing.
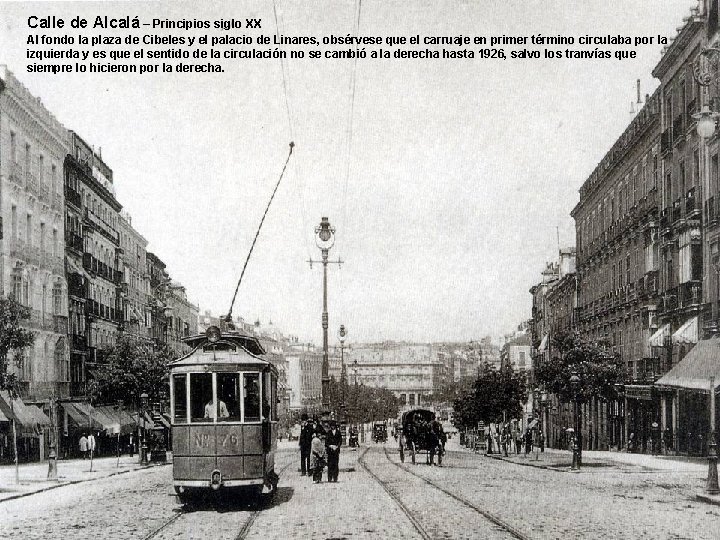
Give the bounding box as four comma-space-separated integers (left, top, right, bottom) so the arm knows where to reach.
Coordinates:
299, 414, 342, 483
78, 432, 97, 459
484, 422, 544, 457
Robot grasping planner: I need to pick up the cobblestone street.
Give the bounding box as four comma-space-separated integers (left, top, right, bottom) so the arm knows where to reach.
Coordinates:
3, 442, 720, 539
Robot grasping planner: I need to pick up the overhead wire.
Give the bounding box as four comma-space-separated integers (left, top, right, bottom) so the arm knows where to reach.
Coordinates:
337, 0, 363, 324
273, 0, 313, 263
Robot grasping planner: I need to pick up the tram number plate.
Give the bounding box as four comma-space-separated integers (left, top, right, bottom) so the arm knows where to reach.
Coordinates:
193, 433, 240, 448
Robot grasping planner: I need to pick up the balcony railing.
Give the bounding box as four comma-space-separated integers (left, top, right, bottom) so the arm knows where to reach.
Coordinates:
678, 280, 702, 309
64, 186, 82, 209
672, 199, 683, 222
66, 232, 83, 252
84, 208, 119, 244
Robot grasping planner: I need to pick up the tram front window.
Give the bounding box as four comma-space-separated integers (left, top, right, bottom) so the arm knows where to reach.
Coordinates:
189, 373, 213, 422
244, 373, 261, 422
217, 373, 240, 421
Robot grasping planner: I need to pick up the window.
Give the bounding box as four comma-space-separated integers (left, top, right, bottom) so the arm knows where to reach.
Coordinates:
40, 223, 45, 253
52, 229, 58, 257
11, 206, 17, 241
172, 374, 188, 423
189, 373, 213, 423
263, 371, 273, 420
53, 283, 62, 315
244, 373, 261, 422
26, 214, 32, 247
10, 131, 16, 163
216, 373, 241, 421
11, 272, 21, 301
39, 155, 44, 186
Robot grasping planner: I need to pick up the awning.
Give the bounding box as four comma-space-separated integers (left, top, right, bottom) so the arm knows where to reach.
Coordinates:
95, 405, 134, 435
538, 334, 549, 352
0, 392, 46, 436
649, 324, 670, 347
672, 316, 698, 345
65, 402, 103, 431
656, 337, 720, 391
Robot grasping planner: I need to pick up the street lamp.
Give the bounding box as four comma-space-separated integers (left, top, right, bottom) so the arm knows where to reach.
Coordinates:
140, 392, 149, 465
338, 325, 348, 423
570, 371, 581, 471
308, 217, 342, 413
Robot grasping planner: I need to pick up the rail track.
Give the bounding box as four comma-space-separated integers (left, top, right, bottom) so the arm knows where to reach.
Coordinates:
142, 455, 296, 540
359, 446, 531, 540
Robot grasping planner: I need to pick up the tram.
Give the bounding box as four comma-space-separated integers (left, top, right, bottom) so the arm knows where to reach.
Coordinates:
170, 325, 279, 503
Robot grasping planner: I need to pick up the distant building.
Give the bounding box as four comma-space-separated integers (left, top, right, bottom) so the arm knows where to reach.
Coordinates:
350, 342, 442, 408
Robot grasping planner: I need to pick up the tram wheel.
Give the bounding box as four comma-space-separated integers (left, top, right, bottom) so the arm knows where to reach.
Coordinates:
174, 486, 192, 505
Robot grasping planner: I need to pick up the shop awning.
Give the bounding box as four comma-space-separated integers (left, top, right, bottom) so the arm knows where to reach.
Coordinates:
672, 316, 698, 345
538, 334, 549, 352
95, 405, 135, 435
649, 324, 670, 347
64, 402, 103, 431
656, 337, 720, 392
0, 392, 46, 435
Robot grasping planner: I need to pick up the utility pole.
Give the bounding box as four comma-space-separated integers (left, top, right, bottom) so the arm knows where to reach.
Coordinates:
308, 217, 343, 413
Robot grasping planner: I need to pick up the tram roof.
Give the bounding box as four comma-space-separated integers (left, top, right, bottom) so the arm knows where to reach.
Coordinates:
181, 331, 266, 356
171, 331, 276, 372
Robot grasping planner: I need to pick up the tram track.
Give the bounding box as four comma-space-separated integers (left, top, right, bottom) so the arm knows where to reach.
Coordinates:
381, 447, 531, 540
141, 454, 296, 540
359, 445, 530, 540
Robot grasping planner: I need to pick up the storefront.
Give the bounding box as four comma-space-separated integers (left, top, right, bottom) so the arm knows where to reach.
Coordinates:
0, 391, 52, 463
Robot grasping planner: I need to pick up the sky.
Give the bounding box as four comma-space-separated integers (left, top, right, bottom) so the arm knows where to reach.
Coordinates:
0, 0, 699, 344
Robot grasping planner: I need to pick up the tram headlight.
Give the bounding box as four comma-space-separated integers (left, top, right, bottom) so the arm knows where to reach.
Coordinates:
206, 325, 221, 343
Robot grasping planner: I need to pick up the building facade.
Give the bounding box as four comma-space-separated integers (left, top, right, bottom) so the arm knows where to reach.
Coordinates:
0, 66, 70, 403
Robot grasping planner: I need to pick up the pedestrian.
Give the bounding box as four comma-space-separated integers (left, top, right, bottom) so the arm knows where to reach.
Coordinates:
299, 414, 313, 476
310, 429, 326, 483
79, 433, 88, 459
88, 432, 96, 459
524, 429, 532, 455
325, 421, 342, 482
128, 434, 134, 457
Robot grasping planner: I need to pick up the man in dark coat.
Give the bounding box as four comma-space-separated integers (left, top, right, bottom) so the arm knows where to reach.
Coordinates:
325, 421, 342, 482
299, 414, 314, 476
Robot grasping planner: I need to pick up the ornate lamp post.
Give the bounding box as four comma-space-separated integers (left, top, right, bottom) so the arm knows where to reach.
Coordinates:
140, 392, 149, 465
570, 371, 581, 471
308, 217, 342, 412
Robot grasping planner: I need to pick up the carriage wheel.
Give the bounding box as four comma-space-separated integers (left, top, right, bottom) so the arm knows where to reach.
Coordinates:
174, 486, 192, 505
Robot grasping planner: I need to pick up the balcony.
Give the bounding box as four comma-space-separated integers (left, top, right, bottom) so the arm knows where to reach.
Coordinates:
71, 333, 87, 352
672, 199, 683, 223
678, 280, 702, 310
686, 188, 699, 218
661, 128, 673, 155
629, 357, 669, 384
84, 209, 119, 244
66, 232, 83, 253
64, 186, 82, 209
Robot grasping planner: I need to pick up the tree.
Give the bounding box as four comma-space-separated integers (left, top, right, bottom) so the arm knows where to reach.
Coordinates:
452, 364, 528, 429
326, 378, 401, 424
534, 331, 624, 404
88, 335, 174, 407
0, 298, 35, 393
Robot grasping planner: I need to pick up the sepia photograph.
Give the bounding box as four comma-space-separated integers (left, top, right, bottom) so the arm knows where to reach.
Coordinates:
1, 0, 720, 538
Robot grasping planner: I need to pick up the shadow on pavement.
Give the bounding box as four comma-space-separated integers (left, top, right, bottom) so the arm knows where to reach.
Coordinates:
181, 486, 295, 513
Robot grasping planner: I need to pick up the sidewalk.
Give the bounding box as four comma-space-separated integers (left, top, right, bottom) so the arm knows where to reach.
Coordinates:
0, 454, 166, 502
474, 444, 708, 474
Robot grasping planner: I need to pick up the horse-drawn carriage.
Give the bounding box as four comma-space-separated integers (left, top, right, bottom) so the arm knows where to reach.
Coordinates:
398, 409, 445, 465
373, 422, 387, 443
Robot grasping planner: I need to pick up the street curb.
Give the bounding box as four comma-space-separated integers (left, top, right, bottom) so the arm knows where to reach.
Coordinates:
0, 463, 169, 504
